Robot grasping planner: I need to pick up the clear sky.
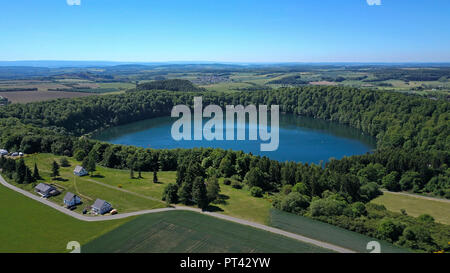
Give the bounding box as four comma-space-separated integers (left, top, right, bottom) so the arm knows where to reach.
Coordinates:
1, 0, 449, 62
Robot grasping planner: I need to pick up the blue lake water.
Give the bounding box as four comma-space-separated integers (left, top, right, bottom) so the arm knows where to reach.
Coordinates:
93, 114, 376, 164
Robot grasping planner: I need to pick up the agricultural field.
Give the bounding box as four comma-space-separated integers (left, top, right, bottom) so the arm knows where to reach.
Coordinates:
269, 209, 407, 253
0, 78, 130, 103
83, 210, 332, 253
0, 90, 95, 103
1, 65, 449, 102
371, 192, 450, 225
0, 184, 132, 253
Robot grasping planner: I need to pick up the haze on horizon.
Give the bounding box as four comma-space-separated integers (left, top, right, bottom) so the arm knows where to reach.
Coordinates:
1, 0, 450, 63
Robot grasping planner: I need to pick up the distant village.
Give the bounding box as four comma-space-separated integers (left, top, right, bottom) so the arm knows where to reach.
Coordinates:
0, 95, 9, 106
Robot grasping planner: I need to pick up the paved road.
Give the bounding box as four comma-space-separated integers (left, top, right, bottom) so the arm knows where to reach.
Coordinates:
0, 175, 355, 253
382, 190, 450, 203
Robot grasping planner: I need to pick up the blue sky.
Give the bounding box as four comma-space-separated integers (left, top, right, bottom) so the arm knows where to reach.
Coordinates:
1, 0, 449, 62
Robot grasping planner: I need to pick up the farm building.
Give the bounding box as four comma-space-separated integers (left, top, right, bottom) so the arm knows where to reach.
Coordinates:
91, 199, 113, 215
35, 183, 59, 198
73, 166, 88, 176
63, 192, 82, 207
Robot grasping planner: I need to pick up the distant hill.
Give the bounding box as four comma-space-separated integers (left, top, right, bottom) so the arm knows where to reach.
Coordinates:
133, 79, 206, 92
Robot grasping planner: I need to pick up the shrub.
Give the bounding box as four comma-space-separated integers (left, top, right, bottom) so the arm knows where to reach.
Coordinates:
292, 182, 308, 195
280, 184, 292, 195
223, 178, 231, 185
309, 195, 348, 217
162, 183, 179, 204
231, 181, 243, 189
417, 214, 434, 223
250, 186, 263, 197
280, 192, 310, 213
230, 174, 242, 182
350, 202, 367, 217
382, 171, 400, 191
74, 149, 86, 161
59, 157, 70, 167
377, 218, 404, 242
359, 182, 382, 201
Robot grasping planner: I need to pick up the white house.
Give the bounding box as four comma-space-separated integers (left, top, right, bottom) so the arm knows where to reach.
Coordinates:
63, 192, 82, 207
91, 199, 113, 215
73, 166, 88, 176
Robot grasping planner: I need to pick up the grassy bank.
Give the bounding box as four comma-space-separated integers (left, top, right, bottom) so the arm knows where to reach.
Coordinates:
371, 192, 450, 225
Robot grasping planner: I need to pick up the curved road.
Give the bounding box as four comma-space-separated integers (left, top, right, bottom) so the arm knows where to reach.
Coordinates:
0, 175, 355, 253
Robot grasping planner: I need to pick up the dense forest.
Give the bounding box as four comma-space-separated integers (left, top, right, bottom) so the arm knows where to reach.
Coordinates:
0, 85, 449, 252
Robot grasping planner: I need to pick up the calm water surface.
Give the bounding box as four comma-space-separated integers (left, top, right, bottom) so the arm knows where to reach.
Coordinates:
93, 114, 375, 164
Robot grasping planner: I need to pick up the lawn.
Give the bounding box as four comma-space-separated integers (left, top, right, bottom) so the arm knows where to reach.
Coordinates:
20, 154, 166, 214
22, 153, 272, 224
0, 184, 131, 253
212, 178, 272, 224
83, 210, 332, 253
269, 209, 408, 253
371, 192, 450, 225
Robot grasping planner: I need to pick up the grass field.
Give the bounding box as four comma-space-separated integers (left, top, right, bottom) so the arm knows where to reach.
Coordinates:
371, 192, 450, 225
18, 154, 166, 214
269, 209, 408, 253
0, 184, 131, 253
19, 153, 272, 223
83, 210, 332, 253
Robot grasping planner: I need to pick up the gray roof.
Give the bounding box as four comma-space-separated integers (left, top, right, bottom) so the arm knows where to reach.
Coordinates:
63, 192, 76, 202
74, 166, 86, 173
35, 183, 55, 193
92, 199, 109, 209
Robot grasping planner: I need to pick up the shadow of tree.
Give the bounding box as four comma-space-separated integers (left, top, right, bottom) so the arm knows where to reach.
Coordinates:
205, 205, 224, 212
53, 177, 69, 182
212, 194, 230, 205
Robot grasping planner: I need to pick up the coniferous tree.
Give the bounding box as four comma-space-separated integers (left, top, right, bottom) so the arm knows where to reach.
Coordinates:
24, 167, 34, 184
192, 176, 208, 210
153, 170, 158, 183
86, 155, 96, 175
206, 176, 220, 203
51, 160, 60, 178
33, 162, 41, 180
14, 158, 27, 184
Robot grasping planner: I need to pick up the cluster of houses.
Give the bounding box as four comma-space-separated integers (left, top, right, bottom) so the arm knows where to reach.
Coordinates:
33, 165, 114, 215
0, 149, 24, 157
